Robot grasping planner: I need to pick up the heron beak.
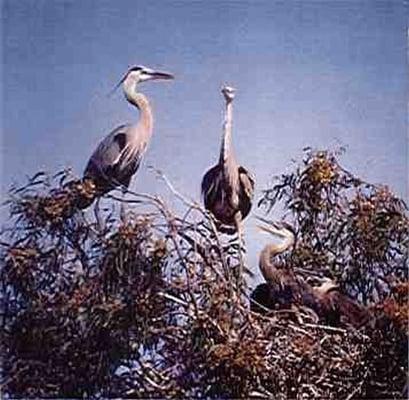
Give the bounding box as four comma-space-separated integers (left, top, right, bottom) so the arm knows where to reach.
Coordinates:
254, 216, 288, 239
315, 279, 339, 294
254, 215, 274, 225
222, 85, 236, 94
255, 223, 276, 235
149, 70, 174, 80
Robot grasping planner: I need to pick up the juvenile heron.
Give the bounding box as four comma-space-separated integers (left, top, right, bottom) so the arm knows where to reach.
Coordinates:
79, 65, 174, 211
250, 217, 312, 312
313, 279, 370, 328
201, 86, 255, 235
250, 217, 369, 328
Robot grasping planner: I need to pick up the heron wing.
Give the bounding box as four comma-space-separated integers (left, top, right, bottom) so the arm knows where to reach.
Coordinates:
238, 166, 255, 199
238, 166, 255, 219
201, 164, 223, 210
90, 124, 130, 168
84, 124, 134, 189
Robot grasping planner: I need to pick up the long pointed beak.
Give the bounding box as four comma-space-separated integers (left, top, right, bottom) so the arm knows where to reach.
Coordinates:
315, 279, 339, 294
149, 70, 174, 80
254, 215, 287, 238
255, 215, 283, 236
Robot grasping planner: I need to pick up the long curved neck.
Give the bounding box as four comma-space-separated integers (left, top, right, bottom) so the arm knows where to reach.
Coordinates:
124, 80, 153, 137
259, 234, 294, 283
219, 99, 235, 164
219, 99, 239, 195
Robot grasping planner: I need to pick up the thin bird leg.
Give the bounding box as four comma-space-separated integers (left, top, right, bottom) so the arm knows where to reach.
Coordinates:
94, 197, 104, 233
120, 186, 128, 224
234, 212, 245, 289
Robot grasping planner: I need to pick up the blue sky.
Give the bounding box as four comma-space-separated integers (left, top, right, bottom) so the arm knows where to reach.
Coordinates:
1, 0, 407, 279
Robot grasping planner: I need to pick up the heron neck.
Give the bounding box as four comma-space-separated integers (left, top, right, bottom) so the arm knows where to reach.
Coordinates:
219, 100, 240, 196
124, 85, 153, 137
219, 100, 234, 164
259, 236, 294, 283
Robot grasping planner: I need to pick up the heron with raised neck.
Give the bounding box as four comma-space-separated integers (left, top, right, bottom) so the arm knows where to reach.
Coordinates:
201, 86, 255, 283
79, 65, 174, 212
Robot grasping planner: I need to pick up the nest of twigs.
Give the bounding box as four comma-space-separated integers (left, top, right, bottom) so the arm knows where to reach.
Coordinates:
1, 149, 407, 399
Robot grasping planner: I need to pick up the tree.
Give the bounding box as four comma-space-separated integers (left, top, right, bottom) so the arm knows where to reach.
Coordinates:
1, 149, 407, 399
259, 148, 408, 304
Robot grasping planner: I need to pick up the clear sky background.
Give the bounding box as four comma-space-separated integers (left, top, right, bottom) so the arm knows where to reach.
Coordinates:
1, 0, 407, 282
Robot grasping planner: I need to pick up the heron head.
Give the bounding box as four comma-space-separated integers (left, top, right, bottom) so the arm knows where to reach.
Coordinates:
112, 65, 174, 94
221, 85, 236, 102
314, 278, 339, 295
128, 65, 174, 83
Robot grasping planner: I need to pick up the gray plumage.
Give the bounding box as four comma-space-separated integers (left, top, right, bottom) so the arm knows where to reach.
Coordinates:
84, 124, 140, 193
201, 164, 254, 229
81, 65, 174, 207
201, 86, 255, 233
251, 218, 370, 328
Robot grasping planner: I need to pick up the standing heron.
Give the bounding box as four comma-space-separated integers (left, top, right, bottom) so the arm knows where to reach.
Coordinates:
201, 86, 255, 281
79, 65, 174, 215
201, 86, 255, 233
251, 217, 369, 328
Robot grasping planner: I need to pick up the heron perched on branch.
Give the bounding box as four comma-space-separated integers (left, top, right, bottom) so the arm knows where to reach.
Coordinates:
77, 65, 174, 211
201, 86, 255, 283
201, 86, 255, 235
251, 217, 370, 328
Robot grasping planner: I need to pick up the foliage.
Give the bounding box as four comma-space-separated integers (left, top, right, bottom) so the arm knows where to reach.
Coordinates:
1, 150, 408, 399
259, 148, 408, 305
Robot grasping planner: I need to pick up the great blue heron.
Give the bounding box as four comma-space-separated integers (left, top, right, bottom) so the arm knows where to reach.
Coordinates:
313, 279, 370, 328
250, 217, 312, 312
201, 86, 255, 283
201, 86, 255, 234
250, 217, 369, 328
78, 65, 174, 212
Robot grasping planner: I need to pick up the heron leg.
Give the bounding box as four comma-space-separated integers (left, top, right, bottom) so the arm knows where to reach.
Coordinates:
120, 187, 127, 224
234, 212, 245, 288
94, 198, 104, 233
